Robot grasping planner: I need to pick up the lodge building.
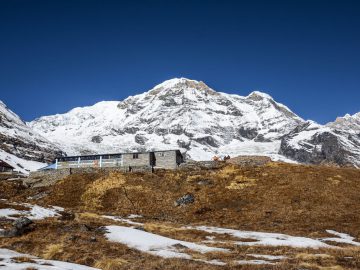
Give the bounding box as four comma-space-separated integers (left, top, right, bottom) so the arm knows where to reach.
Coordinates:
53, 150, 184, 170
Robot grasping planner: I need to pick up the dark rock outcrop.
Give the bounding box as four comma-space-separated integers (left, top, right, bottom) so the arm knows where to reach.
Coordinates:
279, 122, 360, 166
0, 217, 33, 238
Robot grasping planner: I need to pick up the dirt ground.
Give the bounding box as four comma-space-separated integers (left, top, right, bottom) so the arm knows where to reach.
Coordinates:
1, 161, 360, 269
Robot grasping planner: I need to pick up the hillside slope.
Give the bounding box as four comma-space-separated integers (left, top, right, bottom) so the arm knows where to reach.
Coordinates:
1, 162, 360, 269
0, 100, 64, 172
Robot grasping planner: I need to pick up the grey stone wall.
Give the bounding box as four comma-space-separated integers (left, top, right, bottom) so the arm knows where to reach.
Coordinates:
123, 153, 150, 167
154, 151, 177, 169
26, 165, 153, 187
26, 169, 71, 187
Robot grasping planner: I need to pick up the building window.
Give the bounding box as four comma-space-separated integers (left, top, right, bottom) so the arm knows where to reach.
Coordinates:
133, 153, 139, 159
158, 152, 164, 157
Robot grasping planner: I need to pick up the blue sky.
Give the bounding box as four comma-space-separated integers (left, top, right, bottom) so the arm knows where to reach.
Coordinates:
0, 0, 359, 123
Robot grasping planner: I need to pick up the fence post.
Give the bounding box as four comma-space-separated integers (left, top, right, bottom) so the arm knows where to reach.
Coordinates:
100, 156, 103, 168
55, 159, 58, 169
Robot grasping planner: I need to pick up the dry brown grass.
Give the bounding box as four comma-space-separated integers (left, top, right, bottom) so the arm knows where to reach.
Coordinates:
1, 162, 360, 269
42, 243, 64, 259
81, 173, 126, 210
12, 256, 37, 263
226, 175, 257, 189
94, 258, 128, 270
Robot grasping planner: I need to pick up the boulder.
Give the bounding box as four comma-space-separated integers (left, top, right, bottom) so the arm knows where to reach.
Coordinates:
174, 194, 195, 207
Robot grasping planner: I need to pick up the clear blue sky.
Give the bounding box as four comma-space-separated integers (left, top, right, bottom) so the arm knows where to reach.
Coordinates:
0, 0, 359, 123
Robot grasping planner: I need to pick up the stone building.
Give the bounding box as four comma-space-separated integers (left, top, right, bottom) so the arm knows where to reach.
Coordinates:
0, 160, 14, 173
54, 150, 184, 170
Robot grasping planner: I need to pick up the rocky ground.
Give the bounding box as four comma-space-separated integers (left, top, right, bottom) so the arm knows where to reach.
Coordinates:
0, 161, 360, 269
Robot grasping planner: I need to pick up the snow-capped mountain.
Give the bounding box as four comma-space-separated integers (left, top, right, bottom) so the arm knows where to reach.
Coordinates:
28, 78, 360, 167
29, 78, 303, 161
327, 112, 360, 133
0, 100, 64, 172
279, 121, 360, 167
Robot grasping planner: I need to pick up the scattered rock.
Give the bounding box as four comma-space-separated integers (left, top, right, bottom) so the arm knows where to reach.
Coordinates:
89, 236, 97, 242
79, 224, 92, 232
68, 235, 78, 241
58, 211, 75, 221
172, 243, 189, 250
174, 194, 195, 207
134, 134, 149, 145
226, 156, 271, 166
13, 217, 33, 230
134, 226, 146, 231
0, 217, 33, 238
197, 179, 213, 186
27, 191, 48, 200
91, 135, 103, 143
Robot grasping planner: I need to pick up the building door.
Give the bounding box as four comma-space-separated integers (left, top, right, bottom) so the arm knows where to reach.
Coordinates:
150, 152, 156, 166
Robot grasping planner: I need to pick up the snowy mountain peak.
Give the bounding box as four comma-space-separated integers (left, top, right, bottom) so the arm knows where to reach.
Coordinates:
327, 112, 360, 133
247, 91, 273, 100
149, 77, 216, 99
29, 78, 305, 160
153, 77, 206, 90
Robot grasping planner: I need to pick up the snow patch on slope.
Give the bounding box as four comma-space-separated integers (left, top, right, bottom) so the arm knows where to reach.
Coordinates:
0, 148, 46, 174
0, 248, 99, 270
105, 225, 228, 259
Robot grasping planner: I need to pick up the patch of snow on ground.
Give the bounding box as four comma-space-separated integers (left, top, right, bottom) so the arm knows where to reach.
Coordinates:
27, 204, 63, 220
0, 248, 99, 270
105, 225, 228, 260
0, 203, 63, 220
102, 215, 143, 226
321, 230, 360, 246
236, 259, 275, 265
188, 226, 331, 248
194, 259, 226, 266
127, 214, 142, 219
247, 254, 287, 260
0, 149, 46, 174
0, 208, 26, 219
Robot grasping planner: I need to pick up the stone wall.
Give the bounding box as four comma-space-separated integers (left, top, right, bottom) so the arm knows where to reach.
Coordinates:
25, 169, 71, 187
154, 151, 177, 169
179, 160, 225, 170
26, 165, 153, 188
123, 153, 150, 167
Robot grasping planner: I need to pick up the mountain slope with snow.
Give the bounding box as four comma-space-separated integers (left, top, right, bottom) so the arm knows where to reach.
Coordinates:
279, 121, 360, 167
327, 112, 360, 133
29, 78, 304, 161
0, 100, 63, 172
27, 78, 360, 167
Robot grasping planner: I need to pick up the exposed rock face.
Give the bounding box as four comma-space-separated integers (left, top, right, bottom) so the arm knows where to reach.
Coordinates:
91, 135, 103, 143
280, 121, 360, 167
0, 101, 64, 165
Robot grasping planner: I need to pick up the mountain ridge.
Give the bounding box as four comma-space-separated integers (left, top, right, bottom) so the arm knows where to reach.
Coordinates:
29, 78, 305, 162
1, 78, 359, 168
0, 100, 64, 173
